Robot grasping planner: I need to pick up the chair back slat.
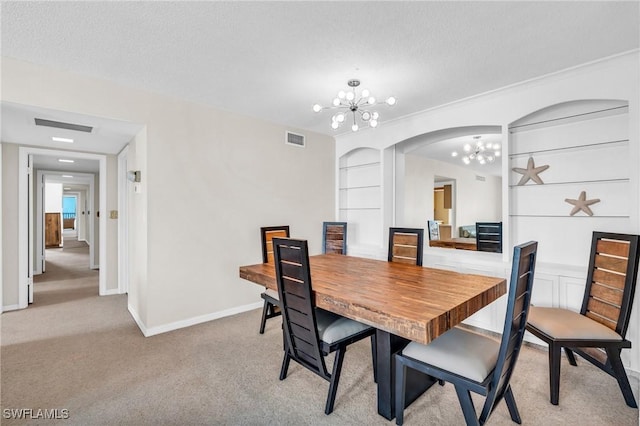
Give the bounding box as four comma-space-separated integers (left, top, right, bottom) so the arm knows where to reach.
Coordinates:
581, 232, 640, 337
261, 226, 290, 263
480, 241, 537, 423
388, 228, 424, 266
273, 238, 327, 377
323, 222, 347, 254
592, 269, 626, 291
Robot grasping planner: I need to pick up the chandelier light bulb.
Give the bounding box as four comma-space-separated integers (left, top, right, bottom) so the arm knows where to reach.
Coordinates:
487, 155, 495, 162
313, 79, 396, 132
495, 151, 501, 157
463, 156, 470, 164
463, 144, 471, 152
451, 152, 458, 157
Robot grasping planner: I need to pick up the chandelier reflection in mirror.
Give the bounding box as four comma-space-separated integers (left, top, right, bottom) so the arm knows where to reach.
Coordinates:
451, 135, 501, 165
313, 79, 396, 132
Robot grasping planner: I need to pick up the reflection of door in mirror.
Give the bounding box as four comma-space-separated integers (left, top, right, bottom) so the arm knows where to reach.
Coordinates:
433, 183, 453, 239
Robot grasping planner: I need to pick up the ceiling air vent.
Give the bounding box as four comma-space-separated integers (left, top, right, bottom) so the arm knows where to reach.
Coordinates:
285, 131, 305, 148
34, 118, 93, 133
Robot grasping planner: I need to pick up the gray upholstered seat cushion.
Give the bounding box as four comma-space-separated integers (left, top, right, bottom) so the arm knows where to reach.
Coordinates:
315, 309, 373, 344
402, 327, 500, 383
262, 288, 279, 300
528, 306, 622, 341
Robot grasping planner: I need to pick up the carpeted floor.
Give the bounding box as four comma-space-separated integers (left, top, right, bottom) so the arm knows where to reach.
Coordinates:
1, 245, 638, 425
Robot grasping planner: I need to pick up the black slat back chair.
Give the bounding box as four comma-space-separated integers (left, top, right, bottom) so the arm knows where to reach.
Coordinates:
526, 231, 640, 408
395, 241, 538, 426
388, 227, 424, 266
322, 221, 347, 254
258, 226, 290, 334
273, 237, 376, 415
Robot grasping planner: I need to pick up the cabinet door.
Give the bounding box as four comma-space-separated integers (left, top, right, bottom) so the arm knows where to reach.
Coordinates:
45, 213, 61, 247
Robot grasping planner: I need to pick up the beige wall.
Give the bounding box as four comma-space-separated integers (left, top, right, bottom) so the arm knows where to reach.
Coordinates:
1, 57, 335, 332
404, 154, 502, 232
2, 143, 19, 307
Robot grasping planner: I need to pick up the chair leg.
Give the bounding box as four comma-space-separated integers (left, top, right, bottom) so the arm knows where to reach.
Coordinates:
606, 348, 638, 408
454, 386, 479, 426
395, 359, 407, 426
548, 343, 562, 405
564, 347, 577, 366
259, 300, 270, 334
325, 347, 347, 415
370, 334, 377, 383
503, 385, 522, 424
279, 350, 291, 381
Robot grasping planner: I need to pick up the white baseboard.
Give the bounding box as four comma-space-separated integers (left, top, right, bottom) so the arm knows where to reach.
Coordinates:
127, 304, 148, 336
135, 301, 263, 337
2, 304, 21, 312
101, 288, 120, 296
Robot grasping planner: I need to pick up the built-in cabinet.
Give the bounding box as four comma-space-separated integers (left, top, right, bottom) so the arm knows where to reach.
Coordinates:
45, 212, 61, 248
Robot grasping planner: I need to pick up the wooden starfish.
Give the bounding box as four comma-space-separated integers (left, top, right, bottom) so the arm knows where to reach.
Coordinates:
565, 191, 600, 216
512, 157, 550, 185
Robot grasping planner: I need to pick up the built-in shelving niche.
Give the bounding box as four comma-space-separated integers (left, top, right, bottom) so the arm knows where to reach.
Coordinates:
508, 99, 630, 266
338, 147, 382, 249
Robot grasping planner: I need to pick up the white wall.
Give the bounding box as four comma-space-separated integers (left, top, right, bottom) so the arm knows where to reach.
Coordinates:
1, 57, 335, 335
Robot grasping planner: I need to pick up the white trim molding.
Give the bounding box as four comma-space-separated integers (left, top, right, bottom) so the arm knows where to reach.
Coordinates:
131, 301, 263, 337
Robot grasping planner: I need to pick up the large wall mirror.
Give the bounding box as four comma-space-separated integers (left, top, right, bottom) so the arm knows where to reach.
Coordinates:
395, 125, 503, 252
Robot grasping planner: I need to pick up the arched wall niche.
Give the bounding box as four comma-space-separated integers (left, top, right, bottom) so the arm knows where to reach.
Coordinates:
338, 147, 383, 252
508, 98, 631, 266
394, 125, 503, 249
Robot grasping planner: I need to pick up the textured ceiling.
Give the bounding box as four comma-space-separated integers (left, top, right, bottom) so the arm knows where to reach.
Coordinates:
2, 1, 639, 138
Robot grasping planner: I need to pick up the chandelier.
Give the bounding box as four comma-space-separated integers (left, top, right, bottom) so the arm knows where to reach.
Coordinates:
452, 136, 501, 165
312, 79, 396, 132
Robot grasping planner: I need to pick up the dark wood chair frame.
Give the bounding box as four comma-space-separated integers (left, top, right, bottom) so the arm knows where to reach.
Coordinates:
258, 225, 290, 334
273, 237, 377, 415
322, 221, 348, 254
395, 241, 538, 426
388, 227, 424, 266
526, 231, 640, 408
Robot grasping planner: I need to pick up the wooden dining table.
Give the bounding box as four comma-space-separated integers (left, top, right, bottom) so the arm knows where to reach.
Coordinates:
239, 253, 506, 420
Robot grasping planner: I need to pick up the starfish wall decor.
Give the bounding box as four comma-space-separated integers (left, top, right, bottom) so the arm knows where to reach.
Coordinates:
565, 191, 601, 216
512, 157, 550, 185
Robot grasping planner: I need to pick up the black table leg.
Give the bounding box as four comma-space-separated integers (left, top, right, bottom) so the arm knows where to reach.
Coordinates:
376, 329, 437, 420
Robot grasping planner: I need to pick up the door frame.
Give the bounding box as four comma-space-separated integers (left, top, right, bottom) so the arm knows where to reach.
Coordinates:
18, 146, 107, 308
117, 146, 129, 294
36, 170, 96, 275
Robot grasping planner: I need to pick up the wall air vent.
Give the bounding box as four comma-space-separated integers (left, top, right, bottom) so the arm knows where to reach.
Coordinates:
476, 175, 486, 182
285, 131, 305, 148
34, 118, 93, 133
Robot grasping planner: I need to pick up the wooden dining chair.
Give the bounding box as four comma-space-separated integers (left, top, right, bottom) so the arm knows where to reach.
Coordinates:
395, 241, 538, 426
258, 225, 290, 334
272, 237, 377, 415
322, 221, 347, 254
526, 231, 640, 408
388, 227, 424, 266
